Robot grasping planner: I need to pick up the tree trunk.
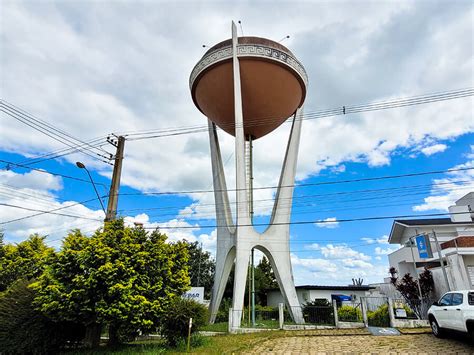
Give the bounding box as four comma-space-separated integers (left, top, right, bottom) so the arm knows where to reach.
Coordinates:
108, 323, 119, 347
84, 323, 102, 348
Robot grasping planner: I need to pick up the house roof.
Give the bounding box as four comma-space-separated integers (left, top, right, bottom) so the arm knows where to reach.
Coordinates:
393, 218, 466, 226
267, 285, 374, 292
389, 218, 474, 244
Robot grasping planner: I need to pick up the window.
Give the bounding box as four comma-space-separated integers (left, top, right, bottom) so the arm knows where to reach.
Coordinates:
439, 293, 452, 306
468, 292, 474, 306
467, 266, 474, 286
452, 293, 463, 306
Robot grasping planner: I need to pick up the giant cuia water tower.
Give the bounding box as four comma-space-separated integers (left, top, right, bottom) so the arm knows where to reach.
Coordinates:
190, 22, 308, 328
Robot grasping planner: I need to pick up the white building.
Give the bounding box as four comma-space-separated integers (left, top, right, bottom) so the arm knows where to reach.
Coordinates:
387, 192, 474, 298
266, 285, 374, 307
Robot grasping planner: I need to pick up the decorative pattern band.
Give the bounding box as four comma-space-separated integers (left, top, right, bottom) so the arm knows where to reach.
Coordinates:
189, 44, 308, 90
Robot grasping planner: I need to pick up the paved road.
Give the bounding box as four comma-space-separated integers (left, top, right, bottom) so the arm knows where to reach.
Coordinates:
249, 333, 473, 354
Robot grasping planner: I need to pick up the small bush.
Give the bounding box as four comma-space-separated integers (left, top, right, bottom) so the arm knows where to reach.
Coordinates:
368, 304, 390, 327
160, 297, 207, 347
337, 305, 362, 322
0, 279, 85, 353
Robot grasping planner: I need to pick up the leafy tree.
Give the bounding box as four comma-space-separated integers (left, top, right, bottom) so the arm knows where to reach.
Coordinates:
254, 256, 278, 305
185, 241, 215, 299
389, 267, 434, 318
0, 279, 85, 353
0, 234, 54, 292
34, 219, 190, 347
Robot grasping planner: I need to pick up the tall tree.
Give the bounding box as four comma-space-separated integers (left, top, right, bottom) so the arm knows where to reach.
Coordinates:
254, 256, 278, 305
0, 234, 54, 292
389, 267, 434, 318
34, 219, 190, 347
185, 241, 215, 299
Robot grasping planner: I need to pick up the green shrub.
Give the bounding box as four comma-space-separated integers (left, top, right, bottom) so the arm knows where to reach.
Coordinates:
160, 298, 207, 347
367, 304, 390, 327
0, 279, 85, 353
337, 305, 362, 322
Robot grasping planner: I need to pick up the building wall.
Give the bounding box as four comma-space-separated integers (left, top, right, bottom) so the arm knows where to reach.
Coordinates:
267, 288, 369, 307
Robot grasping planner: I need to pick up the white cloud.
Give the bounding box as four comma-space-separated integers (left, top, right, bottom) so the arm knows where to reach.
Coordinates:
361, 236, 389, 244
320, 244, 371, 261
306, 243, 320, 250
421, 143, 447, 156
413, 152, 474, 211
0, 1, 472, 221
315, 217, 339, 229
375, 246, 398, 255
290, 253, 387, 285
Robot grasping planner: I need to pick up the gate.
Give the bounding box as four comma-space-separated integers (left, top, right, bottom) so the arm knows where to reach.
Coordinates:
364, 297, 390, 327
302, 305, 335, 326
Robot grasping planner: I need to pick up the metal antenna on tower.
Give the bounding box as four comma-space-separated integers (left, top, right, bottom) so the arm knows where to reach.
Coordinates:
238, 20, 244, 36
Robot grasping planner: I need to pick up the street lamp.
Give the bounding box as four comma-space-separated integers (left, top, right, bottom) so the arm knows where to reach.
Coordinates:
76, 161, 106, 216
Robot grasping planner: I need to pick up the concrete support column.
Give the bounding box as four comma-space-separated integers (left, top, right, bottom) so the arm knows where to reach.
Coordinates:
361, 298, 368, 327
333, 300, 339, 328
228, 308, 233, 333
387, 298, 396, 328
279, 303, 284, 329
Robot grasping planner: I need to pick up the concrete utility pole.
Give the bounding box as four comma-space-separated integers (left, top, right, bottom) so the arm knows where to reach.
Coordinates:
433, 230, 451, 291
105, 135, 125, 222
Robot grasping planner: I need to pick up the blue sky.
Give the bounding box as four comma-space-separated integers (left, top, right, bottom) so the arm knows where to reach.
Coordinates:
0, 0, 473, 286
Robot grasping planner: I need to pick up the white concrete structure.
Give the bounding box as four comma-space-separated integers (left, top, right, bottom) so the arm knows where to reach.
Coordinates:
190, 23, 308, 328
388, 192, 474, 298
267, 285, 374, 307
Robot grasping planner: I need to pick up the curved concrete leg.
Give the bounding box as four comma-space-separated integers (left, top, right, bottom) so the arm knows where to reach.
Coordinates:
209, 247, 235, 323
231, 242, 251, 328
263, 245, 304, 324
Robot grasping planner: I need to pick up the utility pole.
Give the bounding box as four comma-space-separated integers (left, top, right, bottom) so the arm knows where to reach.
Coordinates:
105, 135, 125, 222
433, 230, 451, 291
408, 236, 424, 300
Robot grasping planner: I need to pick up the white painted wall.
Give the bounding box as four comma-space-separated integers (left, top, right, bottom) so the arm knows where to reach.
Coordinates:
267, 288, 370, 307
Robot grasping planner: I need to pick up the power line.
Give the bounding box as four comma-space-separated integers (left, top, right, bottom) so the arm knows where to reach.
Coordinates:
139, 211, 471, 230
119, 88, 473, 141
116, 179, 473, 214
0, 195, 106, 225
0, 158, 109, 188
0, 202, 105, 223
0, 100, 112, 165
116, 166, 474, 197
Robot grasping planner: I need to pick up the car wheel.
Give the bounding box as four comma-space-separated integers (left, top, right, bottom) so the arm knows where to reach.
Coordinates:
430, 318, 443, 338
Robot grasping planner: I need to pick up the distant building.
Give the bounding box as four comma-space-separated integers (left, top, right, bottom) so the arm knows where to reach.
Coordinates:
266, 285, 374, 307
387, 192, 474, 298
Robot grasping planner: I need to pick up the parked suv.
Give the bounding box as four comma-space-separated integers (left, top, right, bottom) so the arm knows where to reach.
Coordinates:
428, 290, 474, 339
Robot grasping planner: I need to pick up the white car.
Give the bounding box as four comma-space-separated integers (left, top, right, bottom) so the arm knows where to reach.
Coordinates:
428, 290, 474, 339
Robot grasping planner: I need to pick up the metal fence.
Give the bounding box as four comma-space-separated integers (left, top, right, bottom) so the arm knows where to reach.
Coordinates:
240, 308, 280, 329
337, 301, 363, 323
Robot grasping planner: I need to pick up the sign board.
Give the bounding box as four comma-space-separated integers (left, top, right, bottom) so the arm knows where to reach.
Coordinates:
395, 308, 407, 318
393, 300, 404, 309
415, 234, 433, 259
183, 287, 205, 304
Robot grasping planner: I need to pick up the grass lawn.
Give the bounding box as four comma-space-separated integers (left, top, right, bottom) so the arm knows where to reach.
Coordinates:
63, 330, 280, 354
200, 322, 228, 332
